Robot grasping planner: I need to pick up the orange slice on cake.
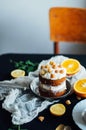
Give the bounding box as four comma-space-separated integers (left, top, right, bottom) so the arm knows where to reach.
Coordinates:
11, 69, 25, 78
61, 58, 80, 76
74, 78, 86, 98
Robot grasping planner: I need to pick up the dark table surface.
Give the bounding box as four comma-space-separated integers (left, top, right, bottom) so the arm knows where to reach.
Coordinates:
0, 53, 86, 130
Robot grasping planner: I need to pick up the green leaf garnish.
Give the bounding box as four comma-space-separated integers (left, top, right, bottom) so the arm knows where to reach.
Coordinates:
10, 59, 38, 75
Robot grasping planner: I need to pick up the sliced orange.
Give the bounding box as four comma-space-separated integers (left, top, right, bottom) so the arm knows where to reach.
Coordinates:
74, 78, 86, 98
11, 69, 25, 78
50, 103, 66, 116
61, 58, 80, 76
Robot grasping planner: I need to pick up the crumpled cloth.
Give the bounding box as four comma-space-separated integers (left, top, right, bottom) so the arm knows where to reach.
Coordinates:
0, 55, 86, 125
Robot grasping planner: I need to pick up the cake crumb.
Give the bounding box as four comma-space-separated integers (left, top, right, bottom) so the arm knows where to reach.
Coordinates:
38, 116, 44, 122
76, 96, 81, 100
65, 100, 71, 105
55, 124, 65, 130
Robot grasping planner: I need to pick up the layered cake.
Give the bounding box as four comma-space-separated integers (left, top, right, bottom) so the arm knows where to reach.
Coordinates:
39, 61, 67, 97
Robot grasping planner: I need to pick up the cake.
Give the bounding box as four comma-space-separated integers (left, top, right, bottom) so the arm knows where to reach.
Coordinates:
39, 61, 67, 97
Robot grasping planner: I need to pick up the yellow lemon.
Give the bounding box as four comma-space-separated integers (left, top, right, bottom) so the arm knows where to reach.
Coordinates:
11, 69, 25, 78
50, 103, 66, 116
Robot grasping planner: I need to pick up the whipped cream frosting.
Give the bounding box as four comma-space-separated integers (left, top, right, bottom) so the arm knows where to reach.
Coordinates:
39, 81, 66, 92
39, 61, 66, 80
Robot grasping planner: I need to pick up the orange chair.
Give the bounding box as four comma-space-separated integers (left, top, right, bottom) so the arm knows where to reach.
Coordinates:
49, 7, 86, 54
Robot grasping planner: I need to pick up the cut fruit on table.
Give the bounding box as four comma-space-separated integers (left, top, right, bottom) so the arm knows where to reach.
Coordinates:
11, 69, 25, 78
50, 103, 66, 116
73, 78, 86, 98
61, 58, 80, 76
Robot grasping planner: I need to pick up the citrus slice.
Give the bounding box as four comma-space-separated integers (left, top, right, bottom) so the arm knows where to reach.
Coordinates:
61, 58, 80, 76
11, 69, 25, 78
50, 103, 66, 116
74, 78, 86, 97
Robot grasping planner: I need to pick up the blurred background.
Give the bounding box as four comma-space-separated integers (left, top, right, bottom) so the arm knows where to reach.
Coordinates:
0, 0, 86, 54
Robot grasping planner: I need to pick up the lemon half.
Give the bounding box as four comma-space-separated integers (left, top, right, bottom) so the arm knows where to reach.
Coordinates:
11, 69, 25, 78
50, 103, 66, 116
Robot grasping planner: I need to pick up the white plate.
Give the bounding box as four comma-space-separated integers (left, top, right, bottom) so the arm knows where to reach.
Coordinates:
72, 99, 86, 130
30, 78, 71, 100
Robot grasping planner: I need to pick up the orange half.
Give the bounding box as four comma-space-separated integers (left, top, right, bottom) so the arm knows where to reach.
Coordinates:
61, 58, 80, 75
74, 78, 86, 98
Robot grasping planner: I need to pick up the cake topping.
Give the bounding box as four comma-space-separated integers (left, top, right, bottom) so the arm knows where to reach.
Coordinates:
52, 64, 57, 69
59, 69, 64, 74
40, 70, 45, 75
55, 70, 59, 73
41, 65, 45, 69
50, 61, 55, 65
39, 61, 66, 80
45, 65, 49, 68
48, 68, 52, 73
51, 74, 56, 79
